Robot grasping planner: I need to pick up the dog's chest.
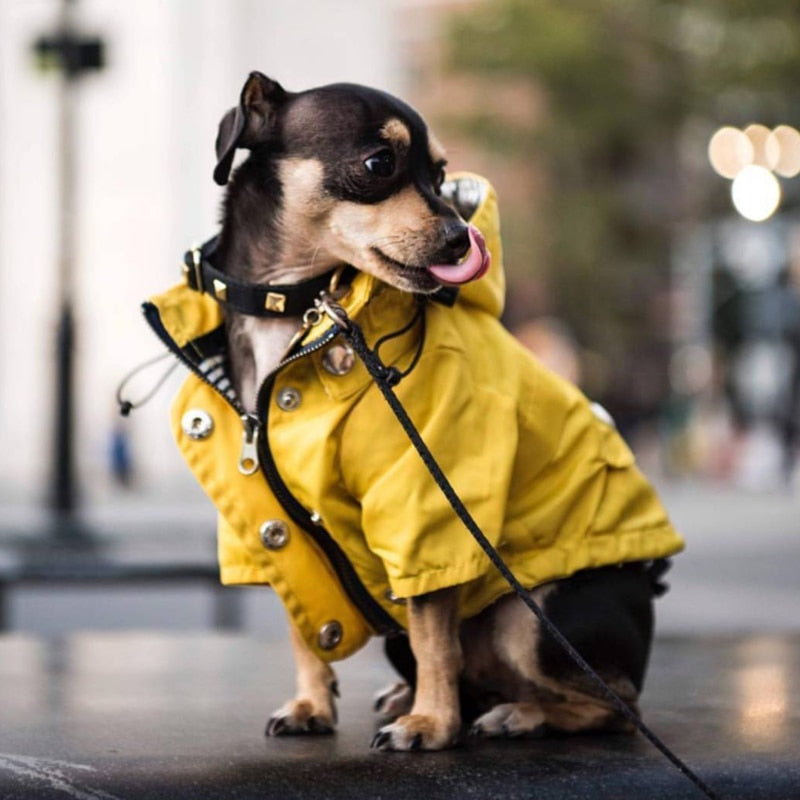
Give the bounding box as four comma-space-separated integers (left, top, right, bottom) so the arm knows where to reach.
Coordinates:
227, 315, 299, 412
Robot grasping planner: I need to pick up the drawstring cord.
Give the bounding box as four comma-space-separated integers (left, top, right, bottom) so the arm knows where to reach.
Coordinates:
115, 352, 179, 416
317, 293, 722, 800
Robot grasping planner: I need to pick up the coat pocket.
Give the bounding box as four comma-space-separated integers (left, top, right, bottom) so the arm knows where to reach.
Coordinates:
589, 419, 651, 537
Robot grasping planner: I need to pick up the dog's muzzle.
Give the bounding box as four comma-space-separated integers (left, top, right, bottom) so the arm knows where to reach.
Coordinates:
427, 225, 491, 286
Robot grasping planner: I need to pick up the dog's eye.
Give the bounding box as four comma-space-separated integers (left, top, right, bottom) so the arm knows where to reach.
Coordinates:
364, 150, 395, 178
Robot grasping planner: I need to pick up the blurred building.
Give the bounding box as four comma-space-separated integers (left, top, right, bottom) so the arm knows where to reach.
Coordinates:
0, 0, 415, 512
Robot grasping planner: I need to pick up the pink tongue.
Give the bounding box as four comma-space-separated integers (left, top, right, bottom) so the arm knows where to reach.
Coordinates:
427, 224, 491, 286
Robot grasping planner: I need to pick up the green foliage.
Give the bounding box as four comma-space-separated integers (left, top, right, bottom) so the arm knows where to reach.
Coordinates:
444, 0, 800, 406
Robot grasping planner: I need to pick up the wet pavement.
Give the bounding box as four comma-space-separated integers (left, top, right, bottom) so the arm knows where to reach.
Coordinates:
1, 631, 798, 799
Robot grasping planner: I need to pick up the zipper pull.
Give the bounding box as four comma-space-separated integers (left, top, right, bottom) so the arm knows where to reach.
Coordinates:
238, 414, 260, 475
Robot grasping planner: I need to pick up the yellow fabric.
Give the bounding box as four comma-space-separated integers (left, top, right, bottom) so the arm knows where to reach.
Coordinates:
150, 172, 684, 662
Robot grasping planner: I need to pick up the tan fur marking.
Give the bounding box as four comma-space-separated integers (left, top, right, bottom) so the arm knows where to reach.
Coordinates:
267, 158, 341, 283
325, 186, 441, 290
540, 695, 633, 733
381, 118, 411, 147
490, 586, 553, 684
428, 129, 446, 164
277, 157, 332, 226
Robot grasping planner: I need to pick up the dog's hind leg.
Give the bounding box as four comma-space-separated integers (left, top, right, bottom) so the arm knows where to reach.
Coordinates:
374, 634, 415, 721
468, 563, 656, 739
266, 619, 339, 736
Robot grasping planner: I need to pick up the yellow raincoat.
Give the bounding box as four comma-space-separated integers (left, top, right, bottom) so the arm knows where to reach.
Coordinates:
144, 173, 684, 662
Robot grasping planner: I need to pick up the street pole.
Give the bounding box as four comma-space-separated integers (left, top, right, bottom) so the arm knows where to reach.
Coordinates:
33, 0, 105, 536
52, 0, 77, 522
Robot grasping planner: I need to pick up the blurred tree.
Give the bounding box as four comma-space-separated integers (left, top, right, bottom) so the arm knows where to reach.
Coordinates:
443, 0, 800, 425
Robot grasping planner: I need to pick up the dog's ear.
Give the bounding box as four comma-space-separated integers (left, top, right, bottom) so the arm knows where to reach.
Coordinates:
213, 72, 288, 186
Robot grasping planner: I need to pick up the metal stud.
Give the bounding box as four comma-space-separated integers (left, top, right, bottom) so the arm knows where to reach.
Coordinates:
213, 278, 228, 301
318, 620, 343, 651
259, 520, 290, 550
265, 292, 286, 313
322, 343, 355, 376
181, 409, 214, 440
276, 387, 302, 411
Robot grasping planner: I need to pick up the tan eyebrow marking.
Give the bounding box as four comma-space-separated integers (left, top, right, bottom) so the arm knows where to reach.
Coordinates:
428, 130, 446, 164
380, 118, 411, 147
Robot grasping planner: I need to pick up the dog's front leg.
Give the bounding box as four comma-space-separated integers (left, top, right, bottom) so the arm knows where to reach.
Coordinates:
372, 587, 462, 751
266, 618, 339, 736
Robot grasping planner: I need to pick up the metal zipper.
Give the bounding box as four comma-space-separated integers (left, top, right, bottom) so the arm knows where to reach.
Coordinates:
143, 301, 400, 636
142, 303, 260, 472
238, 414, 260, 475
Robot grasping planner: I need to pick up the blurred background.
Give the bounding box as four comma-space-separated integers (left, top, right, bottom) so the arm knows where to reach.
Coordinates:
0, 0, 798, 635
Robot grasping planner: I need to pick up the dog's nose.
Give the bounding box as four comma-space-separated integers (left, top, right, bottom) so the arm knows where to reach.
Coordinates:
443, 220, 471, 261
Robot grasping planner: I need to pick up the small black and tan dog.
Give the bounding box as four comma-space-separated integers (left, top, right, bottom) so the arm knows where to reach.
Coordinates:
207, 72, 678, 751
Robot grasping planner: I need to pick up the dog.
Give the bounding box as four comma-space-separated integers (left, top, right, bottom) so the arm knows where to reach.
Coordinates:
149, 72, 683, 752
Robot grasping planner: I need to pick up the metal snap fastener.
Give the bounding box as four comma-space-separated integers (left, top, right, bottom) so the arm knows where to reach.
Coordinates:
181, 409, 214, 440
276, 387, 302, 411
322, 343, 355, 376
318, 620, 343, 650
259, 520, 290, 550
384, 588, 407, 605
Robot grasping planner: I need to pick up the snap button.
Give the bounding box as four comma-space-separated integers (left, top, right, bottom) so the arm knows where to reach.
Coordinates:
259, 520, 290, 550
590, 401, 616, 428
181, 409, 214, 440
276, 387, 302, 411
318, 620, 343, 651
384, 588, 407, 605
322, 343, 355, 376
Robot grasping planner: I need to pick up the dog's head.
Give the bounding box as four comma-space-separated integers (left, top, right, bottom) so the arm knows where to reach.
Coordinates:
215, 72, 489, 293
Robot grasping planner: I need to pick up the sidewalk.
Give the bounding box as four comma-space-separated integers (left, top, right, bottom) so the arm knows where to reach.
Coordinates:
654, 482, 800, 634
1, 630, 797, 799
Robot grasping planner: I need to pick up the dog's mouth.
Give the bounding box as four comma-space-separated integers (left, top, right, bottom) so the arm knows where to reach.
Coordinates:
373, 224, 490, 291
427, 225, 491, 286
371, 251, 441, 293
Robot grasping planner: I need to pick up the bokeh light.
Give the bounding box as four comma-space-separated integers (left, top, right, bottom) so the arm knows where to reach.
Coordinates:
765, 125, 800, 178
730, 165, 781, 222
743, 123, 771, 168
708, 126, 753, 179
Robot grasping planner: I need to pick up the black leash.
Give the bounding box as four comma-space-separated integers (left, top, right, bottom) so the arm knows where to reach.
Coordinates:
318, 296, 722, 800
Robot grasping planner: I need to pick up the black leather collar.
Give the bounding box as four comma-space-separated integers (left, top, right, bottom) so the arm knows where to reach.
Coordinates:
183, 236, 344, 318
183, 235, 459, 317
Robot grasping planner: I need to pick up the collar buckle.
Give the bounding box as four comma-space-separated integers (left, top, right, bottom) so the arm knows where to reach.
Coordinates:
191, 246, 204, 293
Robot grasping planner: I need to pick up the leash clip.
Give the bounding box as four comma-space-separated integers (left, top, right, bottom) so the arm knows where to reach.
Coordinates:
316, 293, 351, 330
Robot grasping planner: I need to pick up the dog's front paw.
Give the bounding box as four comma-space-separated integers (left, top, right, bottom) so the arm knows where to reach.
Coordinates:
266, 693, 337, 737
373, 682, 414, 721
469, 702, 545, 739
371, 713, 459, 751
